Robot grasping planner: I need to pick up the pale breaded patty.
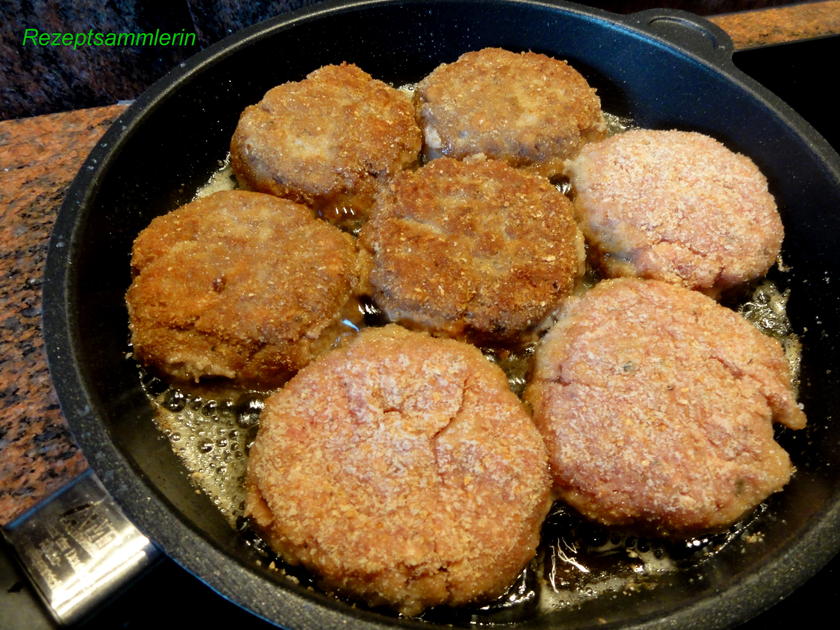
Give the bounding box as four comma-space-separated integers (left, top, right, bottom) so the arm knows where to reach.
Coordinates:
416, 47, 605, 177
525, 278, 805, 537
566, 129, 784, 295
230, 63, 422, 229
126, 190, 363, 388
246, 325, 552, 615
359, 157, 585, 343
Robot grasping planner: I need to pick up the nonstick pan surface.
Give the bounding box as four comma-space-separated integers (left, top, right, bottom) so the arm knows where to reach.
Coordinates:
43, 1, 840, 628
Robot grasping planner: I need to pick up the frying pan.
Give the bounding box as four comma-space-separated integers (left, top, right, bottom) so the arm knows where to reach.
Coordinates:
41, 0, 840, 627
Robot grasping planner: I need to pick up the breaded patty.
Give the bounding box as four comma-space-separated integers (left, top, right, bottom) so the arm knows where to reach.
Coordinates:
246, 325, 552, 615
525, 278, 805, 537
126, 190, 363, 388
359, 157, 585, 342
566, 129, 784, 294
416, 47, 605, 177
230, 63, 422, 229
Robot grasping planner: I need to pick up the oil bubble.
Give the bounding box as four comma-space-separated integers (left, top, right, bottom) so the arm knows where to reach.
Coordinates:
237, 394, 264, 428
163, 389, 187, 412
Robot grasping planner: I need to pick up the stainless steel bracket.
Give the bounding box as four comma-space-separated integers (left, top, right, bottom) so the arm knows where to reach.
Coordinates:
2, 469, 160, 625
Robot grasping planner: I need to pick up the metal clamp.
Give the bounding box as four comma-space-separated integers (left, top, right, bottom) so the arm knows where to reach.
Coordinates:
2, 469, 160, 625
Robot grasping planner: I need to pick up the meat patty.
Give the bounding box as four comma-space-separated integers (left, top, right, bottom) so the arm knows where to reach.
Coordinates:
359, 156, 585, 343
566, 129, 784, 295
246, 325, 552, 615
126, 190, 363, 388
416, 47, 605, 177
230, 63, 422, 229
525, 278, 805, 537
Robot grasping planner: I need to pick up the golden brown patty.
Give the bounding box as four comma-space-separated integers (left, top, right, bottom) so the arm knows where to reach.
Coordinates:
230, 63, 422, 228
566, 129, 784, 294
246, 325, 552, 615
525, 278, 805, 537
126, 190, 363, 388
359, 157, 585, 342
416, 47, 605, 177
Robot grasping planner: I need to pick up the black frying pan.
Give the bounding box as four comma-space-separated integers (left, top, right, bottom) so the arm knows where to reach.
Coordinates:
42, 1, 840, 628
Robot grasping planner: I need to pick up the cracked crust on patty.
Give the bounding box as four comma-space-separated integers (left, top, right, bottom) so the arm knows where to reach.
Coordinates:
126, 190, 364, 388
566, 129, 783, 295
230, 63, 422, 229
416, 47, 606, 177
525, 278, 805, 537
359, 157, 585, 342
246, 325, 552, 615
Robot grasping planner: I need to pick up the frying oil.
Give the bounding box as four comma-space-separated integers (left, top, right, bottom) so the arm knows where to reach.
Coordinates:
193, 156, 238, 199
139, 110, 802, 621
140, 289, 796, 622
737, 279, 801, 387
141, 373, 265, 526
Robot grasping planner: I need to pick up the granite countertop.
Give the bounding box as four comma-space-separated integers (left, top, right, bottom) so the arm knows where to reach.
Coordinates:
1, 1, 839, 526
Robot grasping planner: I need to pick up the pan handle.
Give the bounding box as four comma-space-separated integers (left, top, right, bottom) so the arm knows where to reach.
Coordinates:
2, 469, 160, 625
626, 9, 735, 66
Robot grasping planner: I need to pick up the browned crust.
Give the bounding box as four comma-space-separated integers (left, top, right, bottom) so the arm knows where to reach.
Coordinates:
246, 325, 551, 614
126, 190, 363, 387
416, 47, 605, 177
525, 278, 805, 537
359, 157, 584, 342
230, 63, 422, 227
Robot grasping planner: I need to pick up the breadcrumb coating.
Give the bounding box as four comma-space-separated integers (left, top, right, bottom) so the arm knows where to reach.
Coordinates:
246, 325, 551, 614
566, 129, 783, 294
360, 157, 584, 342
526, 278, 805, 537
416, 47, 605, 177
127, 190, 364, 387
231, 63, 422, 228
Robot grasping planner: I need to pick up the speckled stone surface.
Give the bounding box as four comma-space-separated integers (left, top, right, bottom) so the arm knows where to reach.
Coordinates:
0, 104, 126, 525
0, 0, 324, 119
0, 0, 824, 120
185, 0, 314, 44
0, 4, 838, 528
0, 1, 195, 120
710, 0, 840, 47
